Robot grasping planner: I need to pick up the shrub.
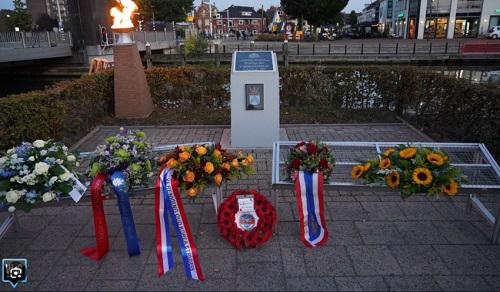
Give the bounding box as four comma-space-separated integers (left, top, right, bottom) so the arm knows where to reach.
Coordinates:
183, 35, 208, 58
255, 34, 285, 42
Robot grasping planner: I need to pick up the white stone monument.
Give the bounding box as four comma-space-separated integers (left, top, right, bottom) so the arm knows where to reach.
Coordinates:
230, 51, 280, 148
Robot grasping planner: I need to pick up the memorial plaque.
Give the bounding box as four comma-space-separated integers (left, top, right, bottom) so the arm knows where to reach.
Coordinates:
234, 52, 274, 72
245, 84, 264, 110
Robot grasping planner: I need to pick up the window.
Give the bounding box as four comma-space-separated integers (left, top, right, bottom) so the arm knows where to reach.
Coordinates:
239, 20, 244, 25
241, 11, 252, 16
228, 20, 234, 27
252, 20, 258, 24
216, 14, 221, 19
217, 20, 222, 25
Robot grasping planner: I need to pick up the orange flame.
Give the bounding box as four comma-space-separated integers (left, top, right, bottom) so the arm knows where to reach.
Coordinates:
110, 0, 138, 30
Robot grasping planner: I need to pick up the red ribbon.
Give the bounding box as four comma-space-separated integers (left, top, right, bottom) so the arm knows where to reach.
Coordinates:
80, 173, 110, 261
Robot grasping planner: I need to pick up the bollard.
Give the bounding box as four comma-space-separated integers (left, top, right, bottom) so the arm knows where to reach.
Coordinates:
250, 41, 255, 51
145, 43, 152, 69
283, 40, 289, 68
215, 43, 220, 68
328, 43, 331, 55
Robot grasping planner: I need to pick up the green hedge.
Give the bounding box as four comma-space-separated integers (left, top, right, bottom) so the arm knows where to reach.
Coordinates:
0, 72, 113, 150
1, 66, 499, 159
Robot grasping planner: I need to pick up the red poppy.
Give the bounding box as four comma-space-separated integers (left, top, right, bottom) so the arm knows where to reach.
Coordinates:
291, 158, 301, 170
307, 143, 318, 155
319, 159, 329, 169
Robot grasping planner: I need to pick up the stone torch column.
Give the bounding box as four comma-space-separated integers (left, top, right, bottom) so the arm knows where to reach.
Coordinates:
113, 34, 154, 118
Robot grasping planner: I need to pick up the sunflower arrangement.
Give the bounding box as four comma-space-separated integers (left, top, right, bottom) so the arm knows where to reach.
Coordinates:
286, 141, 336, 181
352, 145, 466, 198
158, 144, 255, 198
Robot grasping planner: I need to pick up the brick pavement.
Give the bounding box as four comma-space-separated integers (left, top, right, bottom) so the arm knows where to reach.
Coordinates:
1, 123, 499, 291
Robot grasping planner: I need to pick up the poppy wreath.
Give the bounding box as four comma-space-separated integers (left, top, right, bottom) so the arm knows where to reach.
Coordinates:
217, 190, 277, 249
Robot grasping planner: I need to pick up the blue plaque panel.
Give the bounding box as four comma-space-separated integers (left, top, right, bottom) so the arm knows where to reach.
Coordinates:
234, 52, 274, 72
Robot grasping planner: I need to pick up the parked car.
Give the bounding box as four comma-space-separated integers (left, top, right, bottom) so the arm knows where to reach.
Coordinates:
487, 26, 500, 39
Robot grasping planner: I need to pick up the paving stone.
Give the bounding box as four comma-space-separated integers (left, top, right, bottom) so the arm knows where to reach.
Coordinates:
394, 221, 448, 244
285, 277, 336, 291
389, 245, 449, 275
95, 251, 148, 280
433, 245, 499, 275
51, 207, 92, 225
384, 276, 440, 291
85, 280, 137, 291
0, 238, 33, 258
2, 281, 40, 291
475, 245, 500, 270
360, 202, 407, 221
60, 236, 108, 266
304, 246, 355, 277
111, 224, 156, 253
484, 276, 500, 290
130, 206, 155, 224
281, 248, 306, 276
198, 249, 236, 279
236, 262, 285, 291
328, 202, 368, 221
432, 221, 490, 244
434, 276, 493, 291
20, 251, 64, 281
78, 214, 123, 237
5, 215, 54, 239
201, 203, 217, 224
184, 278, 237, 291
237, 237, 281, 262
398, 202, 444, 220
335, 276, 388, 291
28, 224, 82, 250
348, 246, 402, 276
196, 224, 233, 249
355, 222, 405, 245
277, 202, 295, 222
135, 264, 186, 291
36, 265, 97, 291
328, 221, 363, 245
278, 235, 303, 248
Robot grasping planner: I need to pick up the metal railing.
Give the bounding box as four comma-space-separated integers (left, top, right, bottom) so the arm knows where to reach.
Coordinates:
0, 31, 72, 49
101, 30, 175, 46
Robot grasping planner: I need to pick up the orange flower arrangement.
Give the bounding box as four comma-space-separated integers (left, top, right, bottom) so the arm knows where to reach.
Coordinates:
159, 144, 255, 198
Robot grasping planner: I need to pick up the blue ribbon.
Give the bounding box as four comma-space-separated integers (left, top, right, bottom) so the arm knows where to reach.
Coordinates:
111, 170, 141, 257
304, 172, 321, 242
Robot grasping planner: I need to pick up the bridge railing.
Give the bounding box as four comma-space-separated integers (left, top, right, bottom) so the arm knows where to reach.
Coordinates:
101, 30, 175, 46
0, 31, 72, 49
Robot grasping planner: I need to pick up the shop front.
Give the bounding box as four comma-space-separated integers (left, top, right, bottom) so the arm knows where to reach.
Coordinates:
424, 17, 449, 38
454, 16, 480, 37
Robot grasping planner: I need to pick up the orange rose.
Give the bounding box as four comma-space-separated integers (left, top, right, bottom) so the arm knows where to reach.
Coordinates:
213, 149, 222, 159
246, 154, 254, 164
179, 151, 191, 162
195, 146, 207, 156
186, 187, 197, 197
166, 158, 178, 169
242, 159, 249, 167
183, 170, 195, 183
204, 162, 214, 174
222, 162, 231, 171
214, 173, 223, 186
231, 159, 240, 168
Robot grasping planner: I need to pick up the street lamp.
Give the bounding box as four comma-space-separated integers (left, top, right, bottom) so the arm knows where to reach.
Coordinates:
55, 0, 64, 32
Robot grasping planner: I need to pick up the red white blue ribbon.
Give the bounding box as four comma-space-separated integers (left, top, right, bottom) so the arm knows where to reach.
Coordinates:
155, 168, 204, 281
294, 171, 328, 247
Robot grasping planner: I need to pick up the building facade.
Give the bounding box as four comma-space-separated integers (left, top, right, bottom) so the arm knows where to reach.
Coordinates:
193, 2, 218, 36
359, 0, 381, 35
215, 5, 266, 36
27, 0, 69, 28
380, 0, 500, 38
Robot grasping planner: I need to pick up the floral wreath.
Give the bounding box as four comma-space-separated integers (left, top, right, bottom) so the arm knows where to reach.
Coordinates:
217, 190, 277, 249
286, 140, 336, 181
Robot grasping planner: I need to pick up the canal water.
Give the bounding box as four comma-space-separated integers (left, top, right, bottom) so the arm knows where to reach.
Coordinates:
1, 65, 499, 97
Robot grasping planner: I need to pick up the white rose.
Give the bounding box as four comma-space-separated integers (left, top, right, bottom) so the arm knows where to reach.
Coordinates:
0, 156, 7, 166
49, 176, 58, 185
6, 190, 24, 203
33, 140, 46, 148
40, 150, 47, 156
34, 162, 50, 175
11, 154, 17, 159
6, 148, 15, 154
42, 191, 55, 202
59, 172, 72, 182
28, 156, 35, 161
76, 162, 80, 167
56, 159, 64, 165
8, 206, 16, 212
67, 155, 76, 162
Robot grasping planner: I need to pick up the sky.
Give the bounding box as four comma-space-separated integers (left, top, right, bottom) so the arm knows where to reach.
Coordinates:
0, 0, 367, 13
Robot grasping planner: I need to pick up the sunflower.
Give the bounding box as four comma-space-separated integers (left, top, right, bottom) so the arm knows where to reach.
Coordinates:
379, 158, 391, 169
400, 147, 417, 159
427, 153, 445, 166
352, 165, 364, 179
385, 171, 400, 189
383, 148, 395, 157
442, 180, 458, 196
363, 162, 371, 171
412, 167, 433, 185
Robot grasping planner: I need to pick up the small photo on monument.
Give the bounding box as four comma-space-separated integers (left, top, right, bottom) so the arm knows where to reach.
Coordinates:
245, 84, 264, 110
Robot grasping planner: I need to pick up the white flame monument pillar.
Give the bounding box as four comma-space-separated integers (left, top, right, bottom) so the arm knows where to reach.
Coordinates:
230, 51, 280, 148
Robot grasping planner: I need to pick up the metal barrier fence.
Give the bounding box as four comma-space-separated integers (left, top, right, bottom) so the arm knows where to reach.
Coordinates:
102, 30, 175, 46
0, 31, 72, 49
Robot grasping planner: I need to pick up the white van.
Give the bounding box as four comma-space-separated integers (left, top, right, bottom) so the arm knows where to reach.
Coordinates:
487, 26, 500, 39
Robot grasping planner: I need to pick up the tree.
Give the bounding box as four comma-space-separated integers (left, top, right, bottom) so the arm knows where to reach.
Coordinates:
348, 10, 358, 25
137, 0, 193, 23
35, 13, 58, 31
281, 0, 348, 27
6, 0, 31, 31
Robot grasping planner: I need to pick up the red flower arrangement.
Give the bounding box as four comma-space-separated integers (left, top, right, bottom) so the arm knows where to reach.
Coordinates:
217, 190, 277, 249
287, 141, 336, 181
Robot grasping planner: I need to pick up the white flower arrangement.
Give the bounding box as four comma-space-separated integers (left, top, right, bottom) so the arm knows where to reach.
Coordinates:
0, 140, 80, 211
